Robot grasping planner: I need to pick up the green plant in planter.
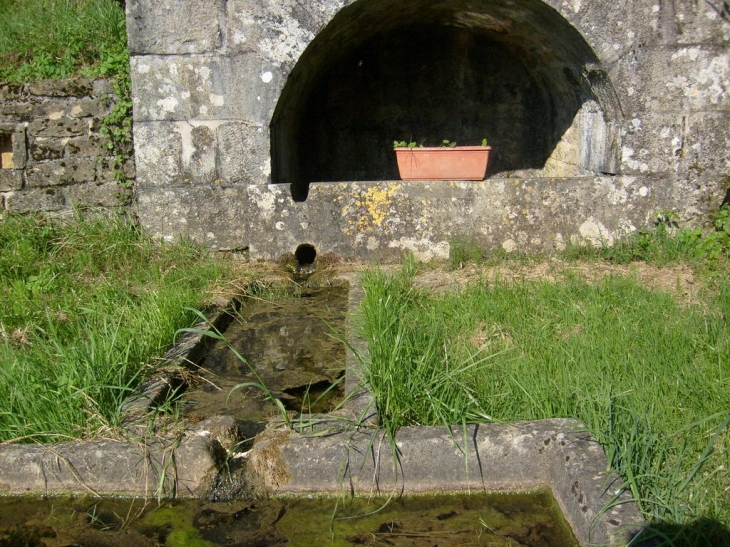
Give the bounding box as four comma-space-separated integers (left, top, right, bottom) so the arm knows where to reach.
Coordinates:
393, 138, 489, 148
393, 139, 421, 148
442, 139, 490, 147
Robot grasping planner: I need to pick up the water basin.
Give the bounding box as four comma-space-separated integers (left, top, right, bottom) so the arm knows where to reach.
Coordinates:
0, 489, 578, 546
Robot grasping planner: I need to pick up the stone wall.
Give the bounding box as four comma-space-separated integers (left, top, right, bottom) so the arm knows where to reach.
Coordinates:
0, 78, 133, 217
127, 0, 730, 260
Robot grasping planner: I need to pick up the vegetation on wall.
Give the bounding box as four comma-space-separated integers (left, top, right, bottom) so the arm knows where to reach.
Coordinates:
100, 69, 134, 200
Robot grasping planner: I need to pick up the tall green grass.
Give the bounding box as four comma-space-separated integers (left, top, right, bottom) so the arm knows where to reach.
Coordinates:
0, 0, 128, 82
358, 256, 729, 542
0, 214, 232, 442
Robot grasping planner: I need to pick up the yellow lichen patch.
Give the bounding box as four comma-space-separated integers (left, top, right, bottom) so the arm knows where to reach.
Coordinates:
344, 184, 401, 235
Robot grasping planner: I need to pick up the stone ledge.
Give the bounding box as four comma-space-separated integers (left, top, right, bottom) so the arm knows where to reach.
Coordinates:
247, 419, 645, 547
0, 435, 223, 498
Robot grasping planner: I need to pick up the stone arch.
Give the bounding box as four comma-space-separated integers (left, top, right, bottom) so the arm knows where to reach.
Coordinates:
270, 0, 622, 201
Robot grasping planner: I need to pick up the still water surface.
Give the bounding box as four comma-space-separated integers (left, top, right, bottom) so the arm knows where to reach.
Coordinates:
0, 490, 578, 546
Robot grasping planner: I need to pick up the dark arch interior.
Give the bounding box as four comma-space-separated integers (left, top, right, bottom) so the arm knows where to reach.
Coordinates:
271, 0, 621, 201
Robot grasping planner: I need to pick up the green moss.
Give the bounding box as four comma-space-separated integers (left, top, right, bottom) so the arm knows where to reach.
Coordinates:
142, 505, 215, 547
276, 491, 577, 547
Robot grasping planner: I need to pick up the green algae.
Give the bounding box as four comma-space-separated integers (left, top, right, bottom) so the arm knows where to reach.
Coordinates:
142, 504, 215, 547
0, 489, 578, 546
275, 490, 578, 547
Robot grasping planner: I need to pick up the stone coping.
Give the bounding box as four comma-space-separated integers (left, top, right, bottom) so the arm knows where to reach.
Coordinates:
0, 274, 645, 546
247, 420, 644, 546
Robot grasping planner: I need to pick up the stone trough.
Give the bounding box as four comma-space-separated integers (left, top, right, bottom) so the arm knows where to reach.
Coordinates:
0, 274, 645, 546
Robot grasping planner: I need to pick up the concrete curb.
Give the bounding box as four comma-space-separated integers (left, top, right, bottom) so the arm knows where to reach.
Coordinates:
246, 420, 644, 546
0, 434, 221, 498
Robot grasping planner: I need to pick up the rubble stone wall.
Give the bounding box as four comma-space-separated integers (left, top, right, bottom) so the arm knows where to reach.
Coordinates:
0, 78, 132, 217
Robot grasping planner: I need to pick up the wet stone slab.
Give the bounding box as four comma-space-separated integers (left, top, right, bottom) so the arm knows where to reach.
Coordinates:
182, 286, 349, 430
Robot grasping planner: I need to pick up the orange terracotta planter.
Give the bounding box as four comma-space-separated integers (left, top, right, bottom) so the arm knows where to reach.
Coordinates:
394, 146, 492, 180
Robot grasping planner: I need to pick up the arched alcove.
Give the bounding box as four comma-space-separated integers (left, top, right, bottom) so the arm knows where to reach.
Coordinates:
271, 0, 622, 201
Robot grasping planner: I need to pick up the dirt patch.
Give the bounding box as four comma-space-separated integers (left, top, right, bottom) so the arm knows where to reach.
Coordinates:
212, 255, 701, 308
412, 260, 700, 304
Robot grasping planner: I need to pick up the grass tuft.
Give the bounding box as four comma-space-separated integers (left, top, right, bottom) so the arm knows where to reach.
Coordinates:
0, 0, 128, 82
0, 214, 233, 442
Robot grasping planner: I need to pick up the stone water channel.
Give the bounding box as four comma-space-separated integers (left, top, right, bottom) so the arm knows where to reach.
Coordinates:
0, 268, 644, 546
181, 283, 350, 446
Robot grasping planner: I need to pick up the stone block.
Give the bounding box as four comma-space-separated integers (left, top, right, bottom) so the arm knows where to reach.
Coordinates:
546, 0, 662, 66
123, 158, 136, 179
32, 103, 69, 119
133, 122, 183, 187
0, 103, 33, 123
225, 0, 347, 62
68, 98, 111, 118
131, 53, 283, 124
29, 138, 65, 161
65, 182, 130, 208
66, 134, 109, 157
225, 54, 285, 124
217, 122, 270, 184
93, 79, 114, 96
11, 127, 27, 169
672, 170, 729, 222
127, 0, 222, 55
25, 158, 97, 187
675, 1, 730, 44
5, 187, 65, 213
686, 111, 730, 174
620, 112, 684, 175
131, 55, 222, 121
181, 122, 218, 184
0, 436, 221, 497
28, 117, 87, 138
96, 157, 120, 183
612, 45, 730, 115
0, 83, 24, 102
0, 170, 22, 192
26, 78, 95, 98
136, 185, 248, 249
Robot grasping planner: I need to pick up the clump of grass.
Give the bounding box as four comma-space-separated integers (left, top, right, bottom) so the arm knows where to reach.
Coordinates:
449, 236, 484, 269
0, 214, 235, 442
358, 255, 729, 538
0, 0, 127, 82
357, 256, 495, 431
